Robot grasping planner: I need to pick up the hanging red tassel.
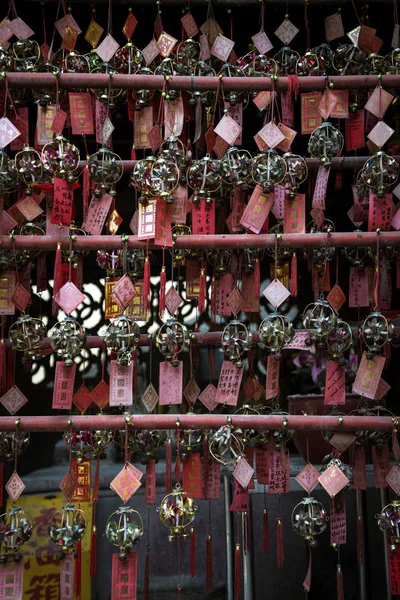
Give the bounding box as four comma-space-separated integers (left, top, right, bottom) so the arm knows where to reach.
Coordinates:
143, 255, 151, 311
190, 527, 196, 579
206, 534, 213, 592
52, 243, 62, 316
234, 543, 241, 600
131, 145, 137, 160
76, 256, 83, 291
165, 438, 172, 492
159, 266, 166, 319
90, 528, 97, 577
254, 258, 260, 294
336, 565, 344, 600
357, 517, 364, 566
210, 277, 216, 322
6, 350, 14, 391
290, 253, 298, 298
0, 341, 6, 394
393, 429, 400, 463
303, 544, 312, 593
75, 541, 82, 600
82, 160, 90, 219
263, 508, 269, 553
198, 267, 206, 313
277, 519, 284, 569
132, 349, 138, 395
144, 546, 150, 600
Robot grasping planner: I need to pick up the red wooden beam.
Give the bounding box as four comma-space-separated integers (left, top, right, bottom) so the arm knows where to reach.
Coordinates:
4, 414, 395, 432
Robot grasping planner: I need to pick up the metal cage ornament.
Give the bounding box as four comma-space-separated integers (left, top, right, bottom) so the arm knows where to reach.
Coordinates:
333, 44, 366, 75
296, 51, 322, 76
189, 61, 216, 106
0, 506, 34, 563
131, 156, 156, 204
273, 47, 300, 75
63, 430, 93, 462
132, 429, 167, 464
41, 135, 80, 182
103, 315, 141, 366
178, 429, 205, 460
158, 484, 197, 542
15, 146, 43, 193
221, 320, 252, 368
187, 156, 222, 204
259, 313, 294, 359
133, 66, 155, 110
0, 150, 19, 194
221, 147, 252, 187
310, 43, 335, 74
291, 497, 329, 546
57, 49, 90, 74
90, 63, 122, 108
361, 151, 400, 197
385, 48, 400, 74
206, 249, 231, 277
377, 501, 400, 552
251, 149, 287, 193
366, 53, 386, 75
49, 317, 86, 366
32, 62, 59, 108
155, 319, 191, 365
89, 429, 114, 458
9, 314, 47, 361
327, 319, 352, 364
303, 297, 338, 348
175, 39, 200, 74
283, 153, 308, 198
308, 122, 344, 167
154, 59, 181, 100
0, 45, 13, 72
0, 432, 30, 461
160, 136, 191, 181
105, 506, 144, 560
88, 147, 124, 197
359, 310, 394, 358
11, 39, 40, 72
114, 42, 144, 74
209, 425, 245, 466
217, 63, 246, 107
48, 504, 86, 560
150, 156, 180, 203
14, 222, 46, 266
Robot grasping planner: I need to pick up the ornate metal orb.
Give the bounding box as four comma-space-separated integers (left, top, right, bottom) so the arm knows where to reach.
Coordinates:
89, 148, 124, 197
0, 432, 30, 461
12, 39, 40, 71
15, 146, 43, 192
302, 298, 338, 348
32, 62, 59, 107
209, 426, 245, 466
9, 314, 47, 361
273, 47, 300, 75
234, 405, 261, 444
188, 61, 216, 107
103, 316, 141, 366
178, 429, 204, 460
308, 122, 344, 167
50, 317, 86, 366
221, 320, 252, 368
41, 135, 80, 182
114, 42, 144, 74
258, 313, 293, 359
89, 429, 114, 458
131, 156, 156, 204
0, 150, 19, 194
221, 147, 252, 187
283, 153, 308, 198
296, 51, 322, 76
361, 152, 399, 197
127, 249, 145, 279
48, 504, 86, 559
160, 136, 191, 179
327, 319, 352, 364
158, 484, 197, 542
251, 150, 287, 193
154, 59, 181, 100
14, 222, 45, 265
385, 48, 400, 74
206, 249, 231, 277
133, 67, 155, 110
97, 250, 122, 275
218, 63, 245, 107
176, 39, 200, 73
91, 63, 122, 108
187, 156, 222, 204
310, 43, 335, 74
377, 501, 400, 552
63, 430, 93, 462
366, 53, 386, 75
268, 409, 294, 447
359, 310, 394, 358
150, 156, 180, 203
333, 44, 366, 75
62, 50, 90, 73
105, 506, 143, 560
0, 45, 13, 72
0, 506, 33, 563
155, 319, 191, 365
291, 497, 329, 546
132, 429, 166, 464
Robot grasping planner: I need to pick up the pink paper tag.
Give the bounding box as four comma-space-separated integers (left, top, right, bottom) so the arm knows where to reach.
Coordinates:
181, 12, 199, 38
281, 91, 294, 128
324, 361, 346, 405
215, 360, 244, 406
284, 194, 306, 234
242, 270, 260, 313
214, 274, 234, 316
51, 178, 74, 226
330, 493, 347, 545
68, 92, 94, 135
134, 106, 153, 149
96, 33, 119, 62
170, 185, 188, 224
365, 87, 393, 119
0, 271, 16, 315
251, 30, 273, 53
203, 457, 220, 499
82, 193, 113, 235
295, 463, 320, 494
255, 446, 269, 485
230, 479, 248, 512
145, 459, 156, 504
214, 114, 241, 146
352, 352, 386, 399
60, 554, 74, 599
318, 464, 349, 497
233, 457, 254, 489
138, 198, 156, 239
349, 267, 369, 307
258, 121, 285, 149
111, 553, 138, 600
318, 89, 338, 120
95, 100, 110, 146
109, 361, 133, 407
368, 193, 393, 231
375, 378, 391, 400
268, 449, 290, 494
164, 97, 184, 138
52, 362, 76, 409
0, 116, 21, 148
155, 198, 173, 247
192, 198, 215, 235
253, 91, 272, 111
301, 92, 322, 134
276, 123, 297, 152
352, 445, 366, 490
368, 121, 394, 148
198, 383, 218, 411
312, 166, 330, 210
199, 33, 211, 60
325, 12, 344, 41
51, 109, 67, 135
157, 32, 178, 57
0, 561, 24, 600
9, 17, 34, 39
142, 39, 160, 65
372, 444, 390, 488
159, 361, 183, 405
330, 90, 349, 119
345, 110, 365, 151
240, 185, 274, 234
265, 355, 280, 400
183, 453, 203, 498
210, 34, 234, 61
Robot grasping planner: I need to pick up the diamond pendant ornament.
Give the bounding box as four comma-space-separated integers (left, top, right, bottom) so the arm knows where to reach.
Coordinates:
386, 465, 400, 496
11, 283, 30, 312
57, 282, 85, 314
72, 385, 92, 414
318, 463, 350, 498
327, 283, 346, 312
233, 457, 254, 489
60, 468, 79, 501
112, 275, 137, 310
183, 378, 200, 407
367, 121, 395, 149
142, 383, 159, 412
91, 380, 109, 410
0, 117, 21, 148
198, 383, 218, 411
5, 472, 25, 502
110, 464, 142, 503
228, 288, 244, 316
0, 386, 28, 415
258, 122, 285, 149
165, 287, 183, 315
295, 463, 320, 494
275, 19, 299, 45
329, 432, 356, 453
263, 279, 290, 309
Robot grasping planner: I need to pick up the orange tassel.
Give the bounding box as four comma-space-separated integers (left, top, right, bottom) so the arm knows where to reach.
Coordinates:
290, 253, 298, 298
143, 256, 151, 311
144, 546, 150, 600
198, 267, 206, 313
263, 508, 269, 553
337, 565, 344, 600
52, 243, 62, 316
190, 527, 196, 579
234, 544, 241, 600
159, 266, 166, 319
83, 159, 90, 219
277, 519, 284, 569
205, 534, 213, 592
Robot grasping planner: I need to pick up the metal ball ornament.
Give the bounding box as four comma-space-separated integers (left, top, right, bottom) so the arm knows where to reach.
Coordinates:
187, 156, 222, 204
48, 504, 86, 559
155, 319, 191, 365
303, 298, 338, 348
158, 484, 197, 542
251, 149, 287, 193
9, 314, 47, 361
0, 432, 30, 461
131, 156, 156, 204
361, 151, 399, 197
273, 47, 300, 75
105, 506, 143, 560
41, 135, 80, 181
221, 320, 252, 368
209, 425, 245, 466
150, 156, 180, 203
377, 501, 400, 551
0, 506, 34, 563
89, 147, 124, 197
359, 310, 394, 358
132, 429, 167, 464
14, 146, 43, 192
258, 313, 294, 359
308, 122, 344, 167
0, 150, 19, 194
221, 147, 252, 187
283, 153, 308, 198
50, 317, 86, 366
291, 497, 329, 546
103, 316, 141, 366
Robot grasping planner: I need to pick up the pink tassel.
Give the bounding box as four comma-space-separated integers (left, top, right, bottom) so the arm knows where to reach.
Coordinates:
337, 565, 344, 600
393, 429, 400, 463
206, 534, 213, 592
143, 256, 151, 311
190, 527, 196, 579
159, 266, 166, 319
254, 258, 260, 295
131, 146, 137, 160
263, 508, 269, 553
303, 544, 312, 592
234, 544, 241, 600
52, 243, 62, 316
277, 519, 284, 569
83, 161, 90, 219
0, 341, 6, 394
290, 253, 298, 297
90, 528, 97, 577
75, 541, 82, 600
198, 267, 206, 313
165, 439, 172, 492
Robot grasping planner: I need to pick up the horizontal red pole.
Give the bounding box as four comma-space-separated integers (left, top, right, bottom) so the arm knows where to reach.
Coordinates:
5, 414, 395, 432
78, 157, 400, 172
3, 232, 400, 251
1, 74, 400, 92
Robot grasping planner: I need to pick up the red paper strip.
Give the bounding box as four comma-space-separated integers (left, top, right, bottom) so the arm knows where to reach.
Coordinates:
265, 355, 280, 400
230, 479, 249, 512
214, 274, 234, 317
255, 445, 269, 485
312, 166, 330, 210
284, 194, 306, 234
69, 93, 94, 135
171, 184, 188, 224
215, 361, 244, 406
231, 188, 245, 232
51, 178, 74, 226
60, 555, 74, 600
244, 447, 255, 490
52, 362, 76, 410
164, 97, 184, 138
268, 449, 290, 494
109, 361, 133, 407
352, 445, 366, 490
0, 272, 16, 315
330, 493, 347, 545
389, 545, 400, 595
95, 100, 110, 147
111, 553, 138, 600
368, 193, 393, 232
349, 268, 369, 307
82, 193, 113, 235
330, 90, 349, 119
183, 453, 203, 498
145, 459, 156, 505
242, 270, 260, 313
345, 110, 365, 151
155, 198, 173, 247
134, 107, 153, 149
0, 559, 23, 600
202, 457, 220, 499
280, 92, 294, 128
324, 361, 346, 405
192, 198, 215, 235
138, 199, 157, 240
71, 458, 91, 503
352, 352, 385, 399
159, 361, 183, 405
372, 444, 390, 488
36, 104, 56, 147
240, 185, 274, 234
185, 259, 200, 300
300, 92, 322, 134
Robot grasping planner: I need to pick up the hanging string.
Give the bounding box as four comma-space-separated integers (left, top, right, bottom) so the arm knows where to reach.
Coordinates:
304, 0, 310, 49
260, 0, 265, 31
350, 0, 362, 25
49, 0, 63, 59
